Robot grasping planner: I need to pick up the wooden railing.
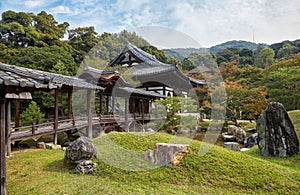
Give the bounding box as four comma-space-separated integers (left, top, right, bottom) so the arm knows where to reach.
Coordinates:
10, 113, 160, 142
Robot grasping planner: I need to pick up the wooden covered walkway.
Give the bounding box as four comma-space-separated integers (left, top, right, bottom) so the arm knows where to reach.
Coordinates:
0, 62, 103, 195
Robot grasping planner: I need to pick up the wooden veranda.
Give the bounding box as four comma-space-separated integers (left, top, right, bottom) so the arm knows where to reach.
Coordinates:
0, 63, 102, 195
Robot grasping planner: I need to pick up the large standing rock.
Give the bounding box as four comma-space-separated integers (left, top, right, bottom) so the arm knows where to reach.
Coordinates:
256, 102, 299, 157
144, 143, 189, 166
64, 136, 98, 165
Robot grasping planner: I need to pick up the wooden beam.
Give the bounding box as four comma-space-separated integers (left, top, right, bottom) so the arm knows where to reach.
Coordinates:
15, 99, 20, 131
87, 89, 92, 139
53, 89, 59, 145
1, 100, 7, 195
5, 101, 11, 157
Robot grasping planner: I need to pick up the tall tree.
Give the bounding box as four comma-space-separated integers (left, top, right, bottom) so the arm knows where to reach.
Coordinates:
265, 66, 300, 110
0, 10, 69, 48
12, 45, 77, 75
254, 48, 275, 68
141, 45, 168, 63
68, 26, 100, 53
225, 81, 267, 123
277, 44, 299, 59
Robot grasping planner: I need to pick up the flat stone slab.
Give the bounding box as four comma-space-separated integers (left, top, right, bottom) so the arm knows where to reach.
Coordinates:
222, 133, 236, 142
224, 142, 240, 151
145, 143, 189, 166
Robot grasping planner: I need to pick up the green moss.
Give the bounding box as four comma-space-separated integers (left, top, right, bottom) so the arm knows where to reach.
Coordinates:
7, 132, 300, 194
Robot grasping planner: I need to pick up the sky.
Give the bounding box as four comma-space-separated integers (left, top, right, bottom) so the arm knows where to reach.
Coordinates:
1, 0, 300, 48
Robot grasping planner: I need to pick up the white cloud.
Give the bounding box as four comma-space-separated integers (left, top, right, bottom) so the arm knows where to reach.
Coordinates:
1, 0, 300, 47
24, 0, 57, 8
50, 5, 71, 14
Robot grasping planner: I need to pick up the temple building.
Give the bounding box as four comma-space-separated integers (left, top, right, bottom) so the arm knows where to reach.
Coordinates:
108, 42, 205, 97
79, 42, 206, 132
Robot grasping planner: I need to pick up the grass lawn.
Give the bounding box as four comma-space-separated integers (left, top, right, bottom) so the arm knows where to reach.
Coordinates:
6, 110, 300, 194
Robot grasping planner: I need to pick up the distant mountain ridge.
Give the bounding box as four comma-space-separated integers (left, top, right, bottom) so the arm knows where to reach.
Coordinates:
163, 40, 263, 60
209, 40, 260, 53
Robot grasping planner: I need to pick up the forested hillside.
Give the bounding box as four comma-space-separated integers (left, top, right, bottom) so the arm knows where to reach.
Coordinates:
1, 10, 300, 121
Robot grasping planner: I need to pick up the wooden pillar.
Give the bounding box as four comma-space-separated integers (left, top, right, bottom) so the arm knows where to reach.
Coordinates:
112, 94, 115, 114
5, 101, 11, 157
15, 99, 20, 131
53, 89, 59, 145
125, 98, 129, 132
67, 91, 72, 120
99, 92, 103, 119
106, 95, 109, 114
163, 85, 166, 96
142, 99, 145, 125
1, 100, 7, 195
87, 89, 92, 139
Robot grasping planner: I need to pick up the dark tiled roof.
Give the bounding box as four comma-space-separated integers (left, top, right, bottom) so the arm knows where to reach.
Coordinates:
108, 43, 206, 87
0, 62, 103, 90
131, 63, 175, 76
109, 42, 177, 67
81, 66, 129, 86
188, 77, 206, 85
116, 87, 165, 98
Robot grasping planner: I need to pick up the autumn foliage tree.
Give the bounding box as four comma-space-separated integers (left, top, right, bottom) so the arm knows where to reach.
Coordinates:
225, 81, 267, 124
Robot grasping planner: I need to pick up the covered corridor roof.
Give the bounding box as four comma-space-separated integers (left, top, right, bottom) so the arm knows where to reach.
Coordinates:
0, 62, 103, 91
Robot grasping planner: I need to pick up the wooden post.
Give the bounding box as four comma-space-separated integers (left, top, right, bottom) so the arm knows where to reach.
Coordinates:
106, 95, 109, 114
87, 89, 92, 139
67, 91, 72, 120
15, 99, 20, 131
5, 101, 11, 157
125, 98, 128, 132
141, 99, 144, 125
53, 89, 59, 145
112, 94, 115, 115
31, 122, 36, 134
99, 92, 103, 118
1, 100, 7, 195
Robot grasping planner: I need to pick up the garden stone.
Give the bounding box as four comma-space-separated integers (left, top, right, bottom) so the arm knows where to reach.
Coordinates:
64, 136, 98, 165
74, 160, 97, 174
256, 102, 299, 157
36, 142, 46, 149
224, 142, 240, 151
45, 142, 61, 149
145, 143, 189, 166
221, 133, 236, 142
236, 129, 246, 143
244, 133, 258, 148
227, 125, 239, 135
45, 142, 54, 149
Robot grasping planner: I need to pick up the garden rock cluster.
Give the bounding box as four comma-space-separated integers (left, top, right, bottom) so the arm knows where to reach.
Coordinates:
64, 136, 98, 174
222, 125, 246, 144
256, 102, 299, 157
